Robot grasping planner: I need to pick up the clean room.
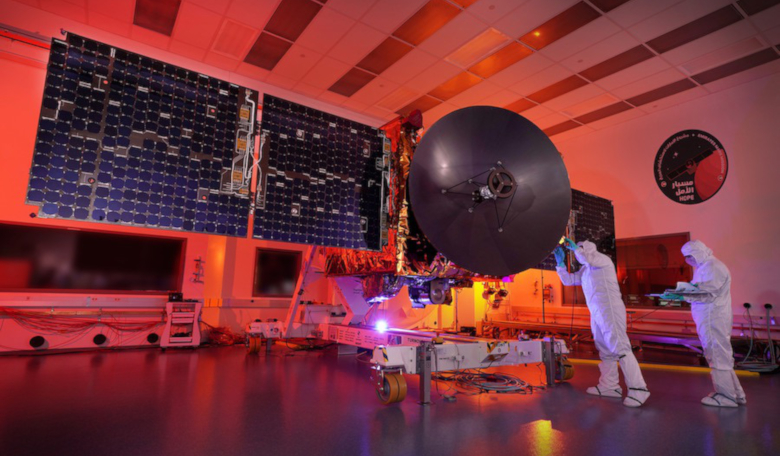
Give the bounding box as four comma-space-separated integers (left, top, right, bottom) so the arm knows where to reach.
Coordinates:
1, 1, 779, 455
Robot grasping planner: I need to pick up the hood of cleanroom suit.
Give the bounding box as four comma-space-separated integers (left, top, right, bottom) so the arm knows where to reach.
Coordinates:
681, 240, 713, 266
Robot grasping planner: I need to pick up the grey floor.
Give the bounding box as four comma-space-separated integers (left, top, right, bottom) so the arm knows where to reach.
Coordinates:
0, 345, 777, 456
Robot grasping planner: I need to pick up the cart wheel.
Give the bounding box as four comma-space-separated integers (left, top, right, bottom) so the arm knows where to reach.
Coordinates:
561, 362, 575, 381
376, 373, 407, 405
247, 336, 260, 354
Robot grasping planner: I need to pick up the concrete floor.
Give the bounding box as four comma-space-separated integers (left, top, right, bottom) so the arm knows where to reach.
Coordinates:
0, 345, 778, 456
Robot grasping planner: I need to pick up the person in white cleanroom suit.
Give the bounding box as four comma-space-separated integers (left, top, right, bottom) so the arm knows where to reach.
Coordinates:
676, 240, 746, 407
555, 239, 650, 407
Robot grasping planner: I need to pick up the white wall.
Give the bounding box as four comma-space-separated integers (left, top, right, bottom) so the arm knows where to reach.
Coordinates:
552, 73, 780, 313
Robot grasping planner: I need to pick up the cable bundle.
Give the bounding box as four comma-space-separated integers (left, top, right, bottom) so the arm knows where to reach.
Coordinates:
201, 322, 245, 346
0, 307, 162, 335
435, 369, 536, 395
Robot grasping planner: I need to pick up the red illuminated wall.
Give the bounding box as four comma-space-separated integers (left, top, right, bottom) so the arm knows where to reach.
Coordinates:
0, 3, 376, 351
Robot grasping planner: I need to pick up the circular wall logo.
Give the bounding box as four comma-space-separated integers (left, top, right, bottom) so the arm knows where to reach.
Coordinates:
654, 130, 728, 204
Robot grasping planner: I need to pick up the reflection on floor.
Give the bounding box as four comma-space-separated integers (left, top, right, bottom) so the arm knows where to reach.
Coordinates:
0, 346, 777, 456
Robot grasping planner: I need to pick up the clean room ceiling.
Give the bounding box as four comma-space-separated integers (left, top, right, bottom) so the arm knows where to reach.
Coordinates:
4, 0, 780, 138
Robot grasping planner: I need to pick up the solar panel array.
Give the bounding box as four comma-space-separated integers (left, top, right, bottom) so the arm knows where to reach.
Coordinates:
537, 189, 616, 270
26, 34, 257, 237
254, 95, 389, 251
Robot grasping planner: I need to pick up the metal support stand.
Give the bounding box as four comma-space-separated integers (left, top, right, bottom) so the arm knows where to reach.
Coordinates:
266, 338, 273, 354
542, 338, 556, 386
417, 341, 433, 405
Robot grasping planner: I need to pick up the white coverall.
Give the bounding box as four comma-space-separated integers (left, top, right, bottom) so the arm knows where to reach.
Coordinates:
556, 241, 648, 401
681, 240, 745, 403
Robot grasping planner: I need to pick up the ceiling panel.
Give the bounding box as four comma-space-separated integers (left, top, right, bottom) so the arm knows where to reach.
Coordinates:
543, 119, 582, 136
635, 85, 707, 112
377, 86, 422, 111
469, 42, 533, 78
317, 89, 350, 106
629, 0, 736, 43
574, 101, 633, 123
585, 106, 645, 130
418, 101, 458, 126
235, 61, 271, 80
169, 39, 208, 61
293, 81, 326, 98
487, 52, 555, 87
680, 37, 766, 75
661, 20, 758, 66
447, 28, 512, 68
467, 0, 532, 24
697, 57, 780, 92
130, 24, 173, 49
203, 50, 240, 71
548, 123, 594, 143
579, 45, 654, 81
329, 67, 376, 96
397, 95, 443, 115
86, 0, 134, 22
244, 32, 292, 70
326, 22, 387, 66
538, 16, 622, 62
737, 0, 780, 16
381, 48, 440, 84
534, 112, 571, 129
350, 77, 401, 105
645, 5, 744, 54
133, 0, 181, 36
325, 0, 378, 20
356, 37, 413, 74
211, 19, 259, 59
606, 0, 685, 28
527, 74, 588, 103
543, 83, 607, 111
225, 0, 279, 29
519, 2, 601, 51
609, 67, 689, 99
301, 56, 353, 88
520, 103, 555, 121
509, 64, 576, 96
295, 7, 356, 54
86, 11, 132, 37
393, 0, 462, 45
264, 0, 322, 42
504, 97, 538, 113
416, 10, 488, 58
480, 89, 527, 107
186, 0, 232, 15
428, 71, 483, 100
403, 60, 462, 93
363, 0, 429, 35
557, 92, 620, 118
272, 43, 323, 79
171, 2, 222, 49
627, 79, 697, 106
691, 47, 779, 84
594, 56, 673, 91
446, 80, 503, 107
493, 0, 579, 38
746, 1, 780, 29
559, 31, 641, 73
362, 105, 397, 122
589, 0, 632, 13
